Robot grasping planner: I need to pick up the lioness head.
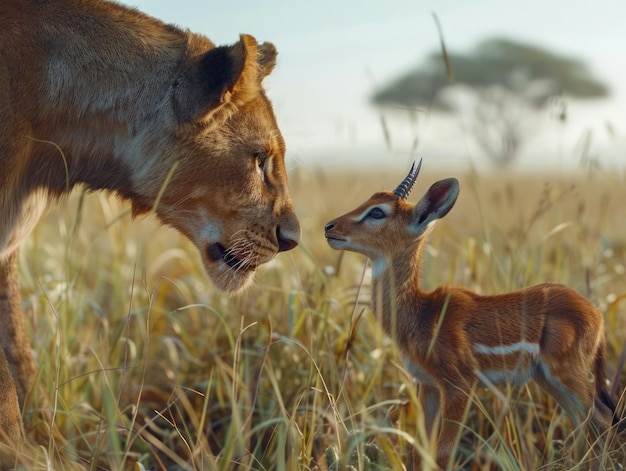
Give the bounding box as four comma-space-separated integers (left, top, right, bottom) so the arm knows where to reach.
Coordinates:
126, 35, 300, 292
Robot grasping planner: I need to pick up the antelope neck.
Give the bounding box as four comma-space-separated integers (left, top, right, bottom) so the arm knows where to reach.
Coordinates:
370, 241, 426, 340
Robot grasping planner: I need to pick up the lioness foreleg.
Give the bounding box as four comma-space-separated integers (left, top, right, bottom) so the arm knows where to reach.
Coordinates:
0, 251, 33, 466
0, 348, 22, 469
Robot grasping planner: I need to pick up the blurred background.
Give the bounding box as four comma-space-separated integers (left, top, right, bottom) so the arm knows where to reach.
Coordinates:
119, 0, 625, 172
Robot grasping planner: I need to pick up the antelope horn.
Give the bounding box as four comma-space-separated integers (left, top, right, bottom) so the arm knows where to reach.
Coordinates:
393, 158, 422, 199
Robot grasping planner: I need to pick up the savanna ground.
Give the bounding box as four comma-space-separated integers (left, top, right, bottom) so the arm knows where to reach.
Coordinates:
14, 161, 626, 470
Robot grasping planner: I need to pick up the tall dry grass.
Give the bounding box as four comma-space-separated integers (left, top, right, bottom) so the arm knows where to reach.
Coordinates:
14, 163, 626, 470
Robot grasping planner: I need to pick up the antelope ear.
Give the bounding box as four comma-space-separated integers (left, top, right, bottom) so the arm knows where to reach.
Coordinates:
173, 35, 275, 122
409, 178, 459, 236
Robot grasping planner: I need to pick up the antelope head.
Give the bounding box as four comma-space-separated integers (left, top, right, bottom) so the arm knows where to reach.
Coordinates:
324, 160, 459, 269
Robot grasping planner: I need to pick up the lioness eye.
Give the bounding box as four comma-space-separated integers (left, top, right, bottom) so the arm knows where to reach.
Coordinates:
255, 152, 268, 172
367, 207, 386, 219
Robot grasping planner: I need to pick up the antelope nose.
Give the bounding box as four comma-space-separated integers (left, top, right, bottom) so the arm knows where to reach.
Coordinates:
324, 222, 335, 233
277, 225, 299, 252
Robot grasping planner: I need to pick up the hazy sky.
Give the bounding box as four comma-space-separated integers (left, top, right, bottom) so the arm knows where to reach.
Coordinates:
120, 0, 625, 171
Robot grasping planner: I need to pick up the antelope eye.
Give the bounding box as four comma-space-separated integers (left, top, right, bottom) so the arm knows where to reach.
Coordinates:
367, 207, 386, 219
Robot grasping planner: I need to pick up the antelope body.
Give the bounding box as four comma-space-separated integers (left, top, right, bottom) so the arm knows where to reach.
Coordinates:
324, 162, 619, 469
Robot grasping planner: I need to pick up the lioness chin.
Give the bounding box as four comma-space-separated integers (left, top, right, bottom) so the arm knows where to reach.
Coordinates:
0, 0, 300, 466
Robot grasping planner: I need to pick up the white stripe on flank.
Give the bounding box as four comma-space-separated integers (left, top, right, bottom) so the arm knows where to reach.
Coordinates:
474, 341, 539, 356
478, 368, 534, 387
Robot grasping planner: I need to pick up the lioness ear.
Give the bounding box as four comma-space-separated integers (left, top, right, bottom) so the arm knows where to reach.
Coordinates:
257, 41, 277, 78
173, 34, 275, 123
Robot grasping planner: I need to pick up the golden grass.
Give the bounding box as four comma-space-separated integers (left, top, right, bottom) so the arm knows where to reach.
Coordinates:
15, 164, 626, 470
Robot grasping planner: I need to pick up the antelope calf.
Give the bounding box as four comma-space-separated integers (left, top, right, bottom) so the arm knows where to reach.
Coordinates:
324, 161, 620, 469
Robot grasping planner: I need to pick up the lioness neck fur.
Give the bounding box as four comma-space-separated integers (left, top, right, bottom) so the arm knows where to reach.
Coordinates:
0, 0, 300, 466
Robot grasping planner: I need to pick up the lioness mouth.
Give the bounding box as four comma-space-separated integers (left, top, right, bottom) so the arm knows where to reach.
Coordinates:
208, 243, 254, 271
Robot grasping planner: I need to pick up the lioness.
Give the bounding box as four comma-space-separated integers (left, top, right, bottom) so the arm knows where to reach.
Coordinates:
0, 0, 300, 465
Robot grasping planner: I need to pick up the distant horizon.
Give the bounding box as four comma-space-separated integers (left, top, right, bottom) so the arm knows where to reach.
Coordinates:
120, 0, 626, 173
286, 93, 625, 173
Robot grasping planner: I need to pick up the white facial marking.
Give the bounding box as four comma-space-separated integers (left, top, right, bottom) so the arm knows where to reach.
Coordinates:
198, 218, 223, 244
354, 203, 392, 222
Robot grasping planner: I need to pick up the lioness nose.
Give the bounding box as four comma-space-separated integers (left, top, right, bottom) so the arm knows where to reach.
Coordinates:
277, 225, 299, 252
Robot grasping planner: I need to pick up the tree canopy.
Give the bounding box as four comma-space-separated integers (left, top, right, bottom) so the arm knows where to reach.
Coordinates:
371, 37, 609, 110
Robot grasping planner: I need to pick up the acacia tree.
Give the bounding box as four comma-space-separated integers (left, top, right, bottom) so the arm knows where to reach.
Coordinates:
371, 38, 609, 167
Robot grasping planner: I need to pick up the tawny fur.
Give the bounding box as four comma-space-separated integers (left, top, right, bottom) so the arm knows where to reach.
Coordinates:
326, 175, 619, 470
0, 0, 300, 466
